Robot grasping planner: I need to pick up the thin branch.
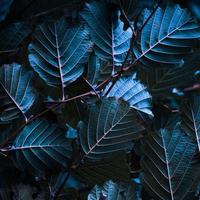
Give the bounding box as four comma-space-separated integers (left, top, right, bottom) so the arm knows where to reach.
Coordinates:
139, 4, 159, 32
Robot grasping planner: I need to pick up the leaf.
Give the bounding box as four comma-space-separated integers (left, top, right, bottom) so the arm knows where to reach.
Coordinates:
79, 97, 145, 159
108, 0, 156, 28
10, 119, 72, 174
28, 18, 92, 100
80, 1, 132, 66
137, 52, 200, 97
0, 63, 37, 123
0, 22, 31, 53
72, 152, 130, 186
0, 0, 13, 22
88, 180, 137, 200
141, 126, 199, 200
134, 5, 200, 68
181, 94, 200, 152
103, 76, 153, 116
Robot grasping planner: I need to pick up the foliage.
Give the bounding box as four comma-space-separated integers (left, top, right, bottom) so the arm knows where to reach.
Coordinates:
0, 0, 200, 199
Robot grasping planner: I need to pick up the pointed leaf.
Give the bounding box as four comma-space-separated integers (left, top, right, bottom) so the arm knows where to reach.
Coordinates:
79, 97, 145, 159
141, 126, 199, 200
0, 63, 37, 123
0, 0, 13, 22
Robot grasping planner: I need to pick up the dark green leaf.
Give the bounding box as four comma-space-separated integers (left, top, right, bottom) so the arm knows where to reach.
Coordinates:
0, 22, 31, 53
72, 152, 130, 186
0, 0, 13, 22
137, 53, 200, 97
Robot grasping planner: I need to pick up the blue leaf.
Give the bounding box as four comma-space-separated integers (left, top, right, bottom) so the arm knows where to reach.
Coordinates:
134, 5, 200, 68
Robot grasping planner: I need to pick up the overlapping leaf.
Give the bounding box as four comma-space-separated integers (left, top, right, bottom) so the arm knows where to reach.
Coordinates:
134, 5, 200, 68
10, 119, 72, 173
137, 53, 200, 96
0, 22, 31, 52
72, 152, 130, 186
0, 63, 37, 123
28, 18, 92, 99
103, 76, 153, 116
141, 126, 199, 200
80, 1, 132, 66
181, 94, 200, 151
88, 180, 136, 200
79, 97, 145, 159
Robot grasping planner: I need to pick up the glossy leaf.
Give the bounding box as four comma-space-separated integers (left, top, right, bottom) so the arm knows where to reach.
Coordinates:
28, 18, 92, 99
80, 1, 132, 66
79, 97, 145, 159
0, 63, 37, 123
103, 76, 153, 116
181, 94, 200, 151
11, 119, 72, 173
134, 5, 200, 68
141, 126, 199, 200
88, 180, 137, 200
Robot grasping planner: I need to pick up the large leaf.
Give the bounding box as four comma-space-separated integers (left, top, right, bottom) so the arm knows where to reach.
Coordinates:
88, 180, 137, 200
28, 18, 92, 100
80, 1, 132, 66
0, 0, 13, 22
9, 119, 72, 174
103, 76, 153, 116
0, 22, 31, 53
181, 94, 200, 152
141, 126, 199, 200
72, 152, 130, 186
137, 53, 200, 97
79, 97, 145, 159
0, 63, 37, 123
134, 5, 200, 68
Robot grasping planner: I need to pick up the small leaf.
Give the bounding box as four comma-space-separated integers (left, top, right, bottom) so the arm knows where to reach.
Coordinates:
88, 180, 137, 200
